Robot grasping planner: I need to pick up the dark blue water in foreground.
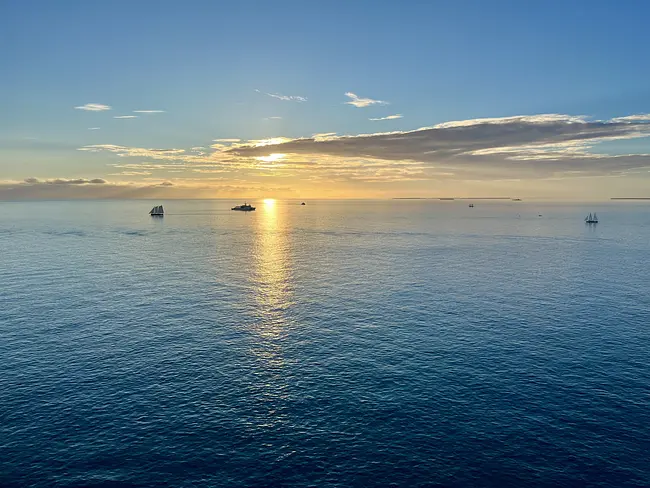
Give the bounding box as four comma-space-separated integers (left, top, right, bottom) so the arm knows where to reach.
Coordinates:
1, 200, 649, 487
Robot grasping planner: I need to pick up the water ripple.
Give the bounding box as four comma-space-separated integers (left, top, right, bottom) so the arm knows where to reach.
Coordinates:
1, 200, 649, 487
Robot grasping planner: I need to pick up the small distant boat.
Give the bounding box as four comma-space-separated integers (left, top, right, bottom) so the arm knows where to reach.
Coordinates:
512, 198, 522, 201
301, 202, 306, 205
149, 205, 164, 216
469, 203, 474, 208
232, 202, 255, 211
585, 212, 599, 224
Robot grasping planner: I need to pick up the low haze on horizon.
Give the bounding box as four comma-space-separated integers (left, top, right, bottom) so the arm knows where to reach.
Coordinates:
2, 0, 650, 200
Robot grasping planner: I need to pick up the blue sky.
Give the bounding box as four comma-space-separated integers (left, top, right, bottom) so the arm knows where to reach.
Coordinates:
2, 0, 650, 199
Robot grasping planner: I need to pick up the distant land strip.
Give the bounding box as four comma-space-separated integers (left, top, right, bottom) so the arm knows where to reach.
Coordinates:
393, 197, 513, 200
611, 198, 650, 200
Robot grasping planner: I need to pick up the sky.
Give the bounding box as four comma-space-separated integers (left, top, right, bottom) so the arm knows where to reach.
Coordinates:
2, 0, 650, 200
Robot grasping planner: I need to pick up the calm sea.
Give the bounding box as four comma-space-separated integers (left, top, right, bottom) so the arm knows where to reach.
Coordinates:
1, 200, 649, 487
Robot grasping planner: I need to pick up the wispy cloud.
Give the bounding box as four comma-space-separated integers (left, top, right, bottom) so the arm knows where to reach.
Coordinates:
133, 110, 165, 113
611, 114, 650, 123
78, 145, 187, 158
109, 171, 152, 176
313, 132, 337, 141
256, 89, 307, 102
213, 138, 241, 143
75, 103, 111, 111
114, 115, 138, 119
369, 114, 403, 121
267, 116, 283, 120
88, 127, 101, 130
345, 92, 388, 108
432, 114, 588, 129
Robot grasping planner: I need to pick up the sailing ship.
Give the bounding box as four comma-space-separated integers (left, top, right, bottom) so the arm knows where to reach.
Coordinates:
149, 205, 164, 216
231, 202, 256, 211
469, 203, 474, 207
585, 212, 598, 224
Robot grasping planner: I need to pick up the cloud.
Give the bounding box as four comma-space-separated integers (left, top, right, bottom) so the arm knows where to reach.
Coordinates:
344, 92, 388, 108
88, 127, 101, 130
109, 171, 152, 176
23, 177, 106, 185
432, 114, 588, 129
266, 116, 283, 120
256, 89, 307, 102
133, 110, 165, 113
369, 114, 403, 121
75, 103, 111, 111
114, 115, 138, 119
313, 132, 337, 141
213, 139, 241, 142
78, 145, 188, 159
227, 114, 650, 179
611, 114, 650, 123
1, 178, 295, 200
74, 113, 650, 186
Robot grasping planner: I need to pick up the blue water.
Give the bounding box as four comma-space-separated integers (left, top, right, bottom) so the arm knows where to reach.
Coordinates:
1, 200, 649, 487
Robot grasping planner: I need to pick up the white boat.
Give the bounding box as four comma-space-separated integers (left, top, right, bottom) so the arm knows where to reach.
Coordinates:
585, 212, 598, 224
150, 205, 164, 216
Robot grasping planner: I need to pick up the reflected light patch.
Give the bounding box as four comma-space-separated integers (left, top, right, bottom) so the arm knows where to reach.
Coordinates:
256, 153, 286, 163
263, 198, 276, 206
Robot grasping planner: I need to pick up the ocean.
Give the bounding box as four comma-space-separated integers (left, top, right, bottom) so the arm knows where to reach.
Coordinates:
1, 199, 649, 487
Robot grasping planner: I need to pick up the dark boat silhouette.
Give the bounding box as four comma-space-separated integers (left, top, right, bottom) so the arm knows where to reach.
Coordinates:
232, 202, 256, 211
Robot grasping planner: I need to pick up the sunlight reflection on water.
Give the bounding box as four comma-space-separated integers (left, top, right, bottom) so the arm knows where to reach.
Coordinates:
249, 199, 293, 427
253, 199, 293, 334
